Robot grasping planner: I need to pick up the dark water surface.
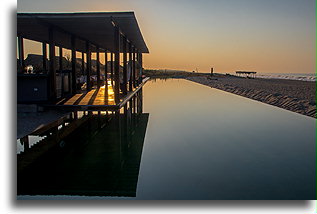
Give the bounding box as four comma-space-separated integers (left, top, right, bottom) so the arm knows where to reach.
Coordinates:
18, 79, 315, 199
137, 79, 315, 199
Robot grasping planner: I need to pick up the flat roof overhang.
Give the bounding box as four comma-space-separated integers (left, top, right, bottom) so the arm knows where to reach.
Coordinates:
17, 12, 149, 53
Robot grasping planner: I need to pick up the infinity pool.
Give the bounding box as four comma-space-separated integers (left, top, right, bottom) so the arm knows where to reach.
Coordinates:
136, 79, 315, 199
18, 78, 315, 199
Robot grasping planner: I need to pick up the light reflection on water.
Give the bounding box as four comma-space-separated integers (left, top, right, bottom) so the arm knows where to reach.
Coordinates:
17, 79, 315, 199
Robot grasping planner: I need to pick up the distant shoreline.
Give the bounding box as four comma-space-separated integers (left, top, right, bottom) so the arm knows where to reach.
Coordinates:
186, 75, 316, 118
144, 69, 316, 82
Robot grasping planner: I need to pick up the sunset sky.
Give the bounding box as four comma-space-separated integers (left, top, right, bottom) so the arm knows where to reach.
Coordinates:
18, 0, 315, 74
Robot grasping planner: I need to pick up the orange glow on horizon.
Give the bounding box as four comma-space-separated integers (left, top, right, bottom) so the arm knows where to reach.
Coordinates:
18, 0, 315, 74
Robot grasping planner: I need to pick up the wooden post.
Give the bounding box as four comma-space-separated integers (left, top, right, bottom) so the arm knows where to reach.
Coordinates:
139, 52, 143, 84
74, 111, 78, 119
139, 88, 143, 114
42, 42, 47, 72
86, 41, 91, 91
71, 36, 76, 94
132, 96, 134, 115
104, 50, 108, 96
123, 103, 128, 149
135, 52, 138, 85
59, 47, 64, 95
114, 26, 120, 104
17, 36, 25, 72
96, 47, 101, 88
48, 26, 56, 100
81, 52, 85, 76
59, 47, 63, 71
123, 36, 128, 95
132, 47, 136, 88
128, 43, 133, 91
110, 52, 114, 86
115, 109, 122, 168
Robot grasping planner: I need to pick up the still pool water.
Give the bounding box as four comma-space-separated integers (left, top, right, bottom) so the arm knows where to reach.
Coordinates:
18, 79, 316, 199
137, 79, 315, 199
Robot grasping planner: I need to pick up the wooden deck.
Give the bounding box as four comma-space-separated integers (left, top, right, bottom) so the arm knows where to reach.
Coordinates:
54, 77, 149, 111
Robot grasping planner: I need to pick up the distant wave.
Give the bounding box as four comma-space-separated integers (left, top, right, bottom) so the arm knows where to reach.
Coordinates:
256, 73, 316, 82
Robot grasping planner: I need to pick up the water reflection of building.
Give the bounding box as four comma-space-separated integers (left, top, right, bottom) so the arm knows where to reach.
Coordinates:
18, 89, 149, 197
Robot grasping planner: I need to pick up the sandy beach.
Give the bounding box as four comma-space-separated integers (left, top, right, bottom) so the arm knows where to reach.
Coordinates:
187, 75, 316, 118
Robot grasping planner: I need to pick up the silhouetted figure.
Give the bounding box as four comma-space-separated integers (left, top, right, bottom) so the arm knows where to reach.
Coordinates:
210, 67, 214, 77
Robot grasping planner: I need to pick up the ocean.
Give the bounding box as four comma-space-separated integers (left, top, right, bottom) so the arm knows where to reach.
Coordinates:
255, 73, 316, 82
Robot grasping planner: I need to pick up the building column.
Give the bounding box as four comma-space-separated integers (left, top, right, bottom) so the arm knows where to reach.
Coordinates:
128, 43, 133, 91
96, 47, 101, 88
115, 109, 122, 168
139, 52, 143, 84
122, 36, 128, 95
132, 47, 136, 88
71, 36, 76, 94
114, 26, 120, 104
59, 47, 63, 71
42, 42, 47, 72
59, 47, 64, 95
48, 26, 56, 100
110, 52, 114, 86
86, 41, 91, 91
104, 50, 108, 96
17, 36, 25, 73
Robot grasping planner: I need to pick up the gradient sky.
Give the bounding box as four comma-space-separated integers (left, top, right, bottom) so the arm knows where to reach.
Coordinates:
18, 0, 316, 74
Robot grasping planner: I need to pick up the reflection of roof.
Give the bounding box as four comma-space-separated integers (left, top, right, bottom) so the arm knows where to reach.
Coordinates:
17, 12, 149, 53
